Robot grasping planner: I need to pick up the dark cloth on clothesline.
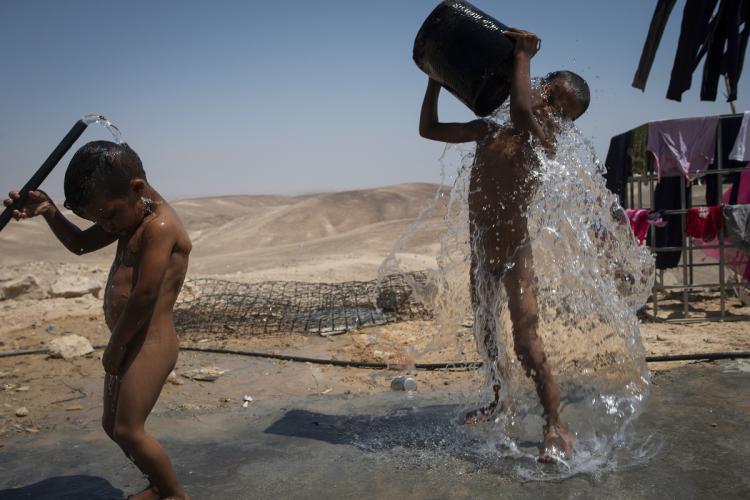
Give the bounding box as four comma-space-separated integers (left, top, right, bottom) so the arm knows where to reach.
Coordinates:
706, 114, 747, 205
666, 0, 720, 101
633, 0, 678, 90
700, 0, 749, 102
604, 131, 632, 206
633, 0, 749, 102
648, 177, 691, 269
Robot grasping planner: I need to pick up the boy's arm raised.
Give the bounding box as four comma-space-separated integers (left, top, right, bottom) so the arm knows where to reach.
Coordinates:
103, 219, 176, 375
419, 78, 492, 144
3, 190, 116, 254
503, 28, 549, 145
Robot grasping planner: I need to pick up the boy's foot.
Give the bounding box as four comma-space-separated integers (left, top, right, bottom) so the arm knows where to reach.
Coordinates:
128, 484, 159, 500
538, 423, 574, 463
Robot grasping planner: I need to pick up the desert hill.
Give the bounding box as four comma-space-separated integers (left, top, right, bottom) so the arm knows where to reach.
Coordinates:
0, 183, 448, 281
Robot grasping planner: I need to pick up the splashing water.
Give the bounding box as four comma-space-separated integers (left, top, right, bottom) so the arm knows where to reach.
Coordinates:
81, 113, 124, 144
379, 101, 655, 478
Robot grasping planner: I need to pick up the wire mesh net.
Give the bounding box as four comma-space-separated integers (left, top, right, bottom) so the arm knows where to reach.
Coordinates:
174, 272, 433, 337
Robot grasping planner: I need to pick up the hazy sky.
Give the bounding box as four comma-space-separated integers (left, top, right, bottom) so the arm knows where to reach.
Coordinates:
1, 0, 748, 199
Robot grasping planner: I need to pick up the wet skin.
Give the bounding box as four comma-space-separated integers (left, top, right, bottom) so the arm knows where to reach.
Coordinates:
419, 27, 580, 461
4, 181, 192, 497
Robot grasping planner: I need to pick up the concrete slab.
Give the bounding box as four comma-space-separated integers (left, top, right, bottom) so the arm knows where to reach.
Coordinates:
1, 360, 749, 499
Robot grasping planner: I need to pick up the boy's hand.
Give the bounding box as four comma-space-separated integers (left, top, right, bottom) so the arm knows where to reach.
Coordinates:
503, 28, 541, 58
3, 190, 53, 220
102, 342, 127, 376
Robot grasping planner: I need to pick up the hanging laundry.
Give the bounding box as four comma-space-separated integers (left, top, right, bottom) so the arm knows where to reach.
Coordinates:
605, 131, 633, 205
627, 124, 651, 176
686, 206, 724, 241
696, 178, 750, 279
729, 111, 750, 161
706, 114, 747, 205
625, 209, 650, 244
700, 0, 750, 102
632, 0, 678, 90
723, 204, 750, 252
665, 0, 719, 101
647, 116, 719, 180
648, 177, 691, 269
661, 0, 749, 102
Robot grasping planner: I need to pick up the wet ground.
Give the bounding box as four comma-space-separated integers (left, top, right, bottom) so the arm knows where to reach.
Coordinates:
1, 360, 749, 499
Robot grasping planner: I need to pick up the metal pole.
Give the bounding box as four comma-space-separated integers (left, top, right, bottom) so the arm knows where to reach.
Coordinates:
650, 161, 659, 317
680, 174, 688, 317
717, 119, 726, 320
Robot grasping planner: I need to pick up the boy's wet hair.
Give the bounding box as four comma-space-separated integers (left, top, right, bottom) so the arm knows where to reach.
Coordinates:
544, 70, 590, 119
63, 141, 146, 212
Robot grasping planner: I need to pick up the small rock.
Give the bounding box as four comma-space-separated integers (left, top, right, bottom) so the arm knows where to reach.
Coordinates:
48, 335, 94, 359
711, 423, 717, 427
25, 427, 40, 433
1, 276, 42, 301
48, 276, 102, 299
15, 386, 30, 392
166, 371, 184, 386
45, 324, 54, 333
183, 367, 225, 382
65, 405, 83, 412
656, 335, 665, 341
15, 407, 29, 417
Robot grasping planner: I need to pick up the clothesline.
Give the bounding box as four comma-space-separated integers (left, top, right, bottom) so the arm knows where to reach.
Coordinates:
630, 165, 749, 182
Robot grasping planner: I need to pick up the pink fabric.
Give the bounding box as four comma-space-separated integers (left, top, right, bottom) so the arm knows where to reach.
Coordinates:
625, 208, 650, 244
696, 169, 750, 280
647, 116, 719, 181
686, 206, 723, 241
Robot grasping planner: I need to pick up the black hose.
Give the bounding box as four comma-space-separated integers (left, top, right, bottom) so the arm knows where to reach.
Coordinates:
1, 344, 749, 369
0, 119, 88, 232
644, 352, 750, 362
0, 347, 49, 358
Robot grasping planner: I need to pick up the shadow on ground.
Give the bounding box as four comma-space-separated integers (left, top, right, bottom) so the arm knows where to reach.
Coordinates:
0, 475, 123, 500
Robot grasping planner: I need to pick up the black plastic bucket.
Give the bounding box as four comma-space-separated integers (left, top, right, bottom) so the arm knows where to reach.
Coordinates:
413, 1, 515, 117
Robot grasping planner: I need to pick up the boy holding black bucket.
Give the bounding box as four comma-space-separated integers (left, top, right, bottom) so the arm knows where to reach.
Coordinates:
5, 141, 191, 498
418, 20, 590, 461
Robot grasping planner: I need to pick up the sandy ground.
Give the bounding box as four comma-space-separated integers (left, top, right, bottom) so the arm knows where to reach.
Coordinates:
1, 184, 749, 442
2, 285, 749, 441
